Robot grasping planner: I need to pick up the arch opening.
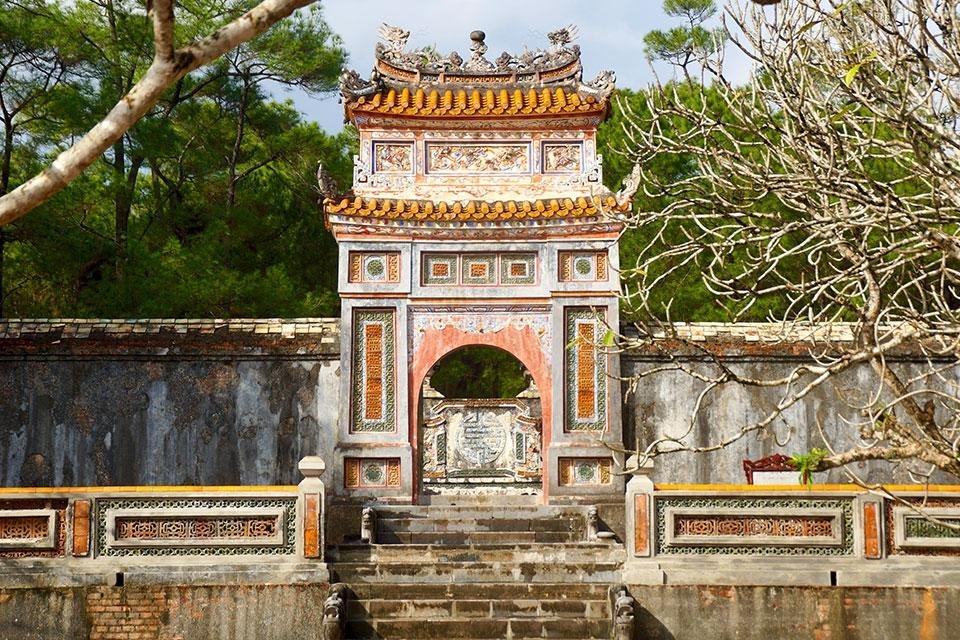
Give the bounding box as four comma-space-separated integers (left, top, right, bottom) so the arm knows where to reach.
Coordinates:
418, 345, 543, 500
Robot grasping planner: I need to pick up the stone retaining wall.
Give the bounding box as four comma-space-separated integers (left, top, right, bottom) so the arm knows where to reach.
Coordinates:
0, 583, 955, 640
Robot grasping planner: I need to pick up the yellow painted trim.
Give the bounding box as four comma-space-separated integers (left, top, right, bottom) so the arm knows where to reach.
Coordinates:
656, 483, 960, 493
0, 485, 297, 494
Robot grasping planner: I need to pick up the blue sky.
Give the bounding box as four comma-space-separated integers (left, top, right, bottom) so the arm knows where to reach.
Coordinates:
277, 0, 750, 132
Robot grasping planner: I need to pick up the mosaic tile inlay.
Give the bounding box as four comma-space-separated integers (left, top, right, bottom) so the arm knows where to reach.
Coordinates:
564, 308, 606, 431
351, 309, 396, 432
349, 252, 401, 284
345, 458, 402, 489
558, 457, 612, 486
559, 250, 608, 282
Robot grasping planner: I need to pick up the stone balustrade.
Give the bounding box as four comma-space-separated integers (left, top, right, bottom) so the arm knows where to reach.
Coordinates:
0, 457, 328, 587
623, 455, 960, 586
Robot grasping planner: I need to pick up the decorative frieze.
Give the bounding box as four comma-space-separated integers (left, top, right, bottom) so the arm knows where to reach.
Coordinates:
0, 500, 67, 559
351, 309, 397, 433
426, 142, 531, 174
0, 510, 56, 550
559, 250, 608, 282
95, 497, 297, 557
892, 506, 960, 552
558, 457, 612, 486
349, 252, 401, 284
373, 142, 414, 173
108, 510, 284, 547
344, 458, 402, 489
410, 307, 552, 356
655, 497, 855, 556
564, 308, 607, 431
542, 142, 583, 173
421, 252, 537, 287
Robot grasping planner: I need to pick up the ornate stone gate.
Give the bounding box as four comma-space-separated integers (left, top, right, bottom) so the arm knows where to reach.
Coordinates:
325, 25, 627, 503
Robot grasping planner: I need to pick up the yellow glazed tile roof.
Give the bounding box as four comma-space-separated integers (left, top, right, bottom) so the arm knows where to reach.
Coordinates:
325, 194, 627, 222
347, 87, 607, 118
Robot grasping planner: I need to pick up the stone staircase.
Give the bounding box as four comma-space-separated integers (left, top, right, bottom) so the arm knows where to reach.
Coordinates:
328, 505, 624, 640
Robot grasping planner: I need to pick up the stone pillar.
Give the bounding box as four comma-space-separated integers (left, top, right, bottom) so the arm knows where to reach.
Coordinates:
622, 454, 664, 584
298, 456, 326, 560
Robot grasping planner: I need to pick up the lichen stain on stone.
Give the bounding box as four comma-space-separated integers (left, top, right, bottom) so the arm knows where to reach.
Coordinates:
920, 588, 939, 640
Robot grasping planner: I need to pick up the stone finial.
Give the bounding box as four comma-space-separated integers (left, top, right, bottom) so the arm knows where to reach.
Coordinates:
298, 456, 326, 479
625, 454, 654, 477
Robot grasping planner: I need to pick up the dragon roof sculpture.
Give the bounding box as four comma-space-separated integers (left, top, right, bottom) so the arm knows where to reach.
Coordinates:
339, 26, 616, 106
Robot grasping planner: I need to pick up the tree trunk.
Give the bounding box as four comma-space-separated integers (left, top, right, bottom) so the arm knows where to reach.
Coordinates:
227, 77, 251, 208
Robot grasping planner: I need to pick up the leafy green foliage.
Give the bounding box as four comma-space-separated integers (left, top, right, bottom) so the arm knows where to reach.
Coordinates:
0, 0, 351, 318
789, 448, 828, 486
430, 346, 529, 399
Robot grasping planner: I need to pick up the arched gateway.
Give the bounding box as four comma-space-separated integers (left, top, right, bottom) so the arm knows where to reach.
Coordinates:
325, 26, 626, 504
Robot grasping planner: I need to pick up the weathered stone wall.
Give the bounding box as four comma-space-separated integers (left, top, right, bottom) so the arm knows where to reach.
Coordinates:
2, 319, 952, 488
0, 583, 955, 640
0, 320, 339, 487
621, 353, 958, 485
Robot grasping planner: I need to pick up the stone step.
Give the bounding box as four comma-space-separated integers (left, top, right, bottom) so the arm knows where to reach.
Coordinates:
331, 561, 622, 584
347, 597, 610, 620
371, 506, 588, 519
347, 581, 611, 601
328, 542, 624, 564
347, 617, 610, 640
375, 530, 580, 544
375, 516, 581, 533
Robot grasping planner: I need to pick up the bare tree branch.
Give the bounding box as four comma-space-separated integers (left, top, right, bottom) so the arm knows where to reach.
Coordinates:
0, 0, 315, 225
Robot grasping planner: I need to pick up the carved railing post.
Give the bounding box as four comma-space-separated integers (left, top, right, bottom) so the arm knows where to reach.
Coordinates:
622, 454, 664, 584
611, 584, 636, 640
321, 583, 348, 640
587, 505, 600, 541
360, 506, 376, 544
298, 456, 326, 559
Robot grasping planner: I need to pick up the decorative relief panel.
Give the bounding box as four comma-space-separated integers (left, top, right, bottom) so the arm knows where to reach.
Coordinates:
892, 505, 960, 554
421, 399, 541, 489
352, 309, 397, 432
411, 306, 552, 356
109, 510, 285, 548
542, 142, 583, 173
564, 308, 607, 432
349, 252, 401, 284
655, 497, 855, 556
461, 254, 497, 285
423, 254, 458, 285
559, 250, 608, 282
558, 457, 612, 486
373, 142, 414, 173
426, 142, 530, 174
500, 254, 537, 285
0, 500, 66, 558
345, 458, 402, 489
422, 253, 537, 287
95, 497, 297, 557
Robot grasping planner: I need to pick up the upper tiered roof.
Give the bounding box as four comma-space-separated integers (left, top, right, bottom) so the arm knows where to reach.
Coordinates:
339, 25, 616, 124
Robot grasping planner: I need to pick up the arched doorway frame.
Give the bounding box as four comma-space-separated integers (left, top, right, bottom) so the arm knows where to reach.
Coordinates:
409, 323, 554, 503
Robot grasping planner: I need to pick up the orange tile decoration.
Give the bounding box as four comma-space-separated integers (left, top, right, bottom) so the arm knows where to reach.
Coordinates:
346, 86, 606, 119
863, 501, 881, 559
344, 458, 402, 489
576, 322, 596, 420
326, 194, 626, 223
558, 457, 612, 486
364, 323, 384, 421
634, 493, 649, 556
72, 499, 90, 557
386, 254, 400, 282
302, 494, 320, 558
